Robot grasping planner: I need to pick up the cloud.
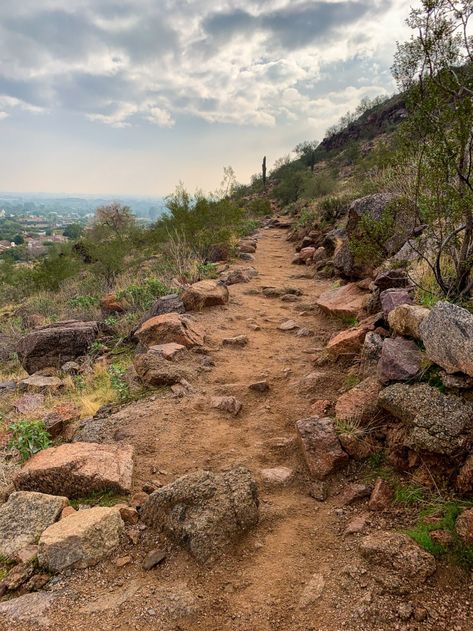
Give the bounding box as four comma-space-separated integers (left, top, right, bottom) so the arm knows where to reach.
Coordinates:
0, 0, 410, 131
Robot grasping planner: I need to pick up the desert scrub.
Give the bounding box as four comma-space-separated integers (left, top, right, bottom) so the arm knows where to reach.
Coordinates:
108, 364, 131, 402
197, 262, 218, 279
8, 419, 51, 462
349, 207, 395, 268
117, 277, 171, 312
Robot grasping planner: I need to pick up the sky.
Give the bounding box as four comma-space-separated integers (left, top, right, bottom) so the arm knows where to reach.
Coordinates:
0, 0, 414, 196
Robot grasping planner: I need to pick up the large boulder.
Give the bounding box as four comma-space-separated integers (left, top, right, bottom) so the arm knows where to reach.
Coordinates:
388, 304, 430, 340
377, 337, 423, 384
142, 467, 259, 564
378, 383, 473, 455
316, 283, 368, 318
0, 491, 68, 559
38, 506, 123, 573
295, 417, 348, 479
181, 280, 229, 311
420, 301, 473, 377
360, 532, 436, 585
13, 442, 134, 498
17, 320, 100, 374
136, 313, 205, 348
133, 351, 189, 386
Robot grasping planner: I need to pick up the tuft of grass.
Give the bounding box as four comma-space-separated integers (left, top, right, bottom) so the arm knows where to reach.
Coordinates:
344, 373, 361, 389
335, 417, 362, 436
70, 490, 127, 509
367, 450, 385, 470
394, 482, 425, 506
338, 314, 359, 328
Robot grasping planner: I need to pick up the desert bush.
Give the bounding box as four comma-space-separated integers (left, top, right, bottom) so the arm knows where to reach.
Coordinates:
301, 173, 336, 199
8, 420, 51, 462
117, 278, 171, 311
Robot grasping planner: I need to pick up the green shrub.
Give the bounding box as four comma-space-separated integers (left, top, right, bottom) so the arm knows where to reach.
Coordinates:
301, 173, 336, 199
108, 364, 131, 402
248, 198, 271, 216
8, 420, 51, 462
349, 208, 395, 267
67, 295, 99, 309
197, 262, 218, 279
117, 278, 171, 311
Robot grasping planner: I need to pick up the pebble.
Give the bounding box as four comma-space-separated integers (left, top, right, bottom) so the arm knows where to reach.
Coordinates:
142, 549, 166, 570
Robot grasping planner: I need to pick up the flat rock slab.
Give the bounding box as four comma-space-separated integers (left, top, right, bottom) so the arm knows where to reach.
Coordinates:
295, 417, 348, 480
378, 382, 473, 455
0, 592, 56, 627
20, 375, 64, 393
182, 280, 229, 311
136, 313, 205, 348
13, 442, 134, 498
38, 506, 124, 573
316, 282, 368, 318
148, 343, 186, 360
0, 491, 68, 559
142, 467, 259, 564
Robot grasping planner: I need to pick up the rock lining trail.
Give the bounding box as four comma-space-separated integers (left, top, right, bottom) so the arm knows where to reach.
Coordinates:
3, 225, 473, 631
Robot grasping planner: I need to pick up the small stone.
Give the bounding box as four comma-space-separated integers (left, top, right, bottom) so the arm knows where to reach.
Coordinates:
398, 602, 413, 621
278, 320, 298, 331
308, 480, 328, 501
368, 478, 393, 511
344, 513, 368, 535
210, 395, 242, 416
142, 548, 166, 570
61, 361, 81, 374
281, 294, 300, 302
14, 544, 38, 565
116, 555, 132, 568
249, 381, 269, 393
14, 393, 45, 414
222, 335, 248, 347
260, 467, 294, 486
310, 399, 331, 416
338, 483, 371, 506
119, 506, 139, 525
148, 343, 186, 361
296, 416, 348, 479
414, 607, 428, 622
299, 573, 325, 608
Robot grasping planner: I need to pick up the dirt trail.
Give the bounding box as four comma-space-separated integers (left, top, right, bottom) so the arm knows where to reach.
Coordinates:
8, 226, 473, 631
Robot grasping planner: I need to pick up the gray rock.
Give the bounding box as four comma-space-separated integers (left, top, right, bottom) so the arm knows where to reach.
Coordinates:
295, 417, 348, 480
377, 337, 422, 384
38, 506, 124, 573
17, 320, 100, 374
142, 467, 259, 564
378, 382, 473, 454
362, 331, 384, 360
380, 288, 413, 318
420, 301, 473, 377
0, 491, 68, 559
0, 380, 16, 393
137, 294, 185, 329
133, 351, 189, 386
0, 592, 56, 627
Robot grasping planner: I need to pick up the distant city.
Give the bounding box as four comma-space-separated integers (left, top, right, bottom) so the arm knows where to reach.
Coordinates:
0, 192, 166, 257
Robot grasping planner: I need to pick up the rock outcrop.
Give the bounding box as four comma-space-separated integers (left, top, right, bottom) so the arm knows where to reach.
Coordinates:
17, 320, 100, 374
142, 467, 259, 564
13, 442, 134, 498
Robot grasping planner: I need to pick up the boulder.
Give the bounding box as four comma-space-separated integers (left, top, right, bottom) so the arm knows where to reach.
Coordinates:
377, 337, 422, 384
380, 288, 413, 318
220, 266, 257, 286
13, 442, 134, 498
133, 352, 188, 386
335, 376, 382, 422
455, 508, 473, 544
420, 301, 473, 377
0, 592, 57, 627
142, 467, 259, 564
299, 246, 316, 262
222, 335, 248, 347
182, 280, 229, 311
378, 383, 473, 455
295, 417, 348, 480
135, 294, 185, 331
136, 313, 205, 348
17, 320, 100, 374
100, 293, 126, 315
388, 304, 430, 340
333, 239, 356, 278
0, 491, 68, 559
20, 375, 64, 393
456, 455, 473, 494
38, 506, 123, 572
359, 532, 436, 584
316, 283, 368, 318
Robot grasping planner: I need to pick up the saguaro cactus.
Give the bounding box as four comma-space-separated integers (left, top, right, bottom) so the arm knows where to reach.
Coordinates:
262, 156, 267, 188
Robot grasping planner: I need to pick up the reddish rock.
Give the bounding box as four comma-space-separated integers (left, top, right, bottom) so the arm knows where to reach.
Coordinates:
136, 313, 205, 348
338, 432, 377, 460
368, 478, 393, 511
455, 454, 473, 494
148, 343, 186, 360
380, 288, 413, 318
335, 376, 382, 423
295, 417, 348, 480
316, 282, 369, 318
338, 483, 371, 506
118, 506, 139, 525
310, 399, 331, 416
377, 337, 422, 384
430, 530, 453, 546
345, 513, 369, 535
60, 506, 76, 520
260, 467, 294, 487
299, 246, 316, 262
100, 293, 126, 314
456, 508, 473, 544
13, 442, 134, 498
14, 393, 45, 414
326, 326, 367, 357
182, 280, 229, 311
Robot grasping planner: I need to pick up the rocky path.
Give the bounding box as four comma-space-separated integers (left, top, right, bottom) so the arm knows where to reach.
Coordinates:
3, 226, 473, 631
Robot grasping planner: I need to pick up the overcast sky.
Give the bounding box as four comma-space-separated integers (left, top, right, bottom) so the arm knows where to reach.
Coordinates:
0, 0, 413, 196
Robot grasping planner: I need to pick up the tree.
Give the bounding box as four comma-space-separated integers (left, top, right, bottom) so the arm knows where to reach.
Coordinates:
392, 0, 473, 300
294, 141, 319, 172
63, 223, 83, 240
13, 234, 24, 245
93, 203, 135, 240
